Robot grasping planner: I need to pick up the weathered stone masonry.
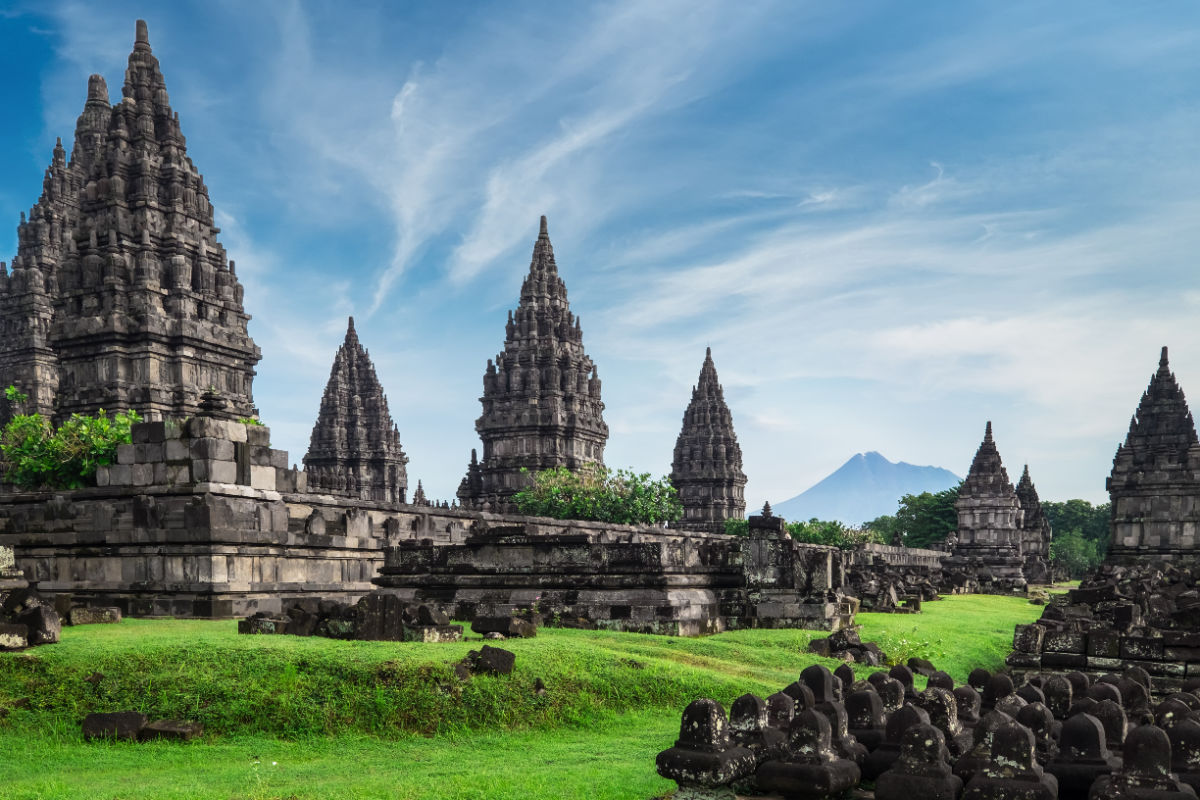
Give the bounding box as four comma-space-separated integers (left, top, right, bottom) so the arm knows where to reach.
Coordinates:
0, 21, 259, 426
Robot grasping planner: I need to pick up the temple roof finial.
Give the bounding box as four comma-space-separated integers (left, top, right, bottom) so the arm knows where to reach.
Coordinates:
539, 215, 548, 237
348, 315, 356, 333
1161, 345, 1170, 370
984, 420, 993, 442
135, 19, 151, 52
87, 74, 109, 104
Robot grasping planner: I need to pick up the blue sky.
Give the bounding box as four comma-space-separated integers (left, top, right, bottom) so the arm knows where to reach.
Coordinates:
2, 1, 1199, 512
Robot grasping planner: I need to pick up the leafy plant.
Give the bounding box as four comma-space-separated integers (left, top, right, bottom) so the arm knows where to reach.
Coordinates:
785, 518, 887, 550
512, 464, 682, 525
723, 518, 750, 537
0, 385, 141, 490
238, 417, 265, 427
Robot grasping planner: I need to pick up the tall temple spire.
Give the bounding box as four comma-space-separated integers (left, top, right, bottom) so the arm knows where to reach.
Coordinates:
458, 216, 608, 510
670, 348, 747, 532
304, 317, 409, 503
1108, 346, 1200, 561
946, 421, 1029, 588
0, 19, 260, 423
1121, 345, 1198, 454
1015, 464, 1052, 582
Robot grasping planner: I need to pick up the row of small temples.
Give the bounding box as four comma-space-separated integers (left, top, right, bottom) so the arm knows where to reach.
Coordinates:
1, 21, 1197, 635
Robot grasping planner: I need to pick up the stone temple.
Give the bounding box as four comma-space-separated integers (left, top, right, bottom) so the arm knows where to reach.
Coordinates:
0, 20, 259, 425
1107, 345, 1200, 560
1015, 463, 1053, 583
943, 421, 1030, 590
457, 216, 608, 510
303, 317, 409, 503
670, 348, 747, 533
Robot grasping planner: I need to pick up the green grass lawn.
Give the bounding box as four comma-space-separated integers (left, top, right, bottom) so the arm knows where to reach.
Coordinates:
0, 594, 1041, 800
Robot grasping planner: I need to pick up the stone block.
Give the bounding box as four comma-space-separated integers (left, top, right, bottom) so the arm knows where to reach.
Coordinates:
1164, 647, 1200, 661
1120, 636, 1164, 661
1013, 624, 1045, 654
237, 617, 288, 635
1043, 630, 1086, 654
471, 616, 537, 638
164, 439, 190, 462
107, 464, 132, 486
139, 719, 203, 741
82, 711, 147, 741
131, 463, 154, 487
402, 624, 463, 643
134, 443, 164, 462
249, 466, 276, 491
0, 622, 28, 650
193, 459, 237, 484
68, 607, 122, 626
116, 444, 136, 465
187, 416, 229, 440
1087, 629, 1121, 658
1087, 657, 1124, 671
246, 425, 271, 447
1042, 652, 1088, 669
475, 645, 516, 675
227, 422, 248, 443
17, 605, 60, 645
95, 466, 112, 487
191, 437, 235, 462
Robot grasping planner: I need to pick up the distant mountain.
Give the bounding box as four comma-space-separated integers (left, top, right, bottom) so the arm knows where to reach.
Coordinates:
772, 452, 960, 527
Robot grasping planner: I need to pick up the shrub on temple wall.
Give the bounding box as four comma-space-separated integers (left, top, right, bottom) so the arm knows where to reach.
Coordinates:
0, 386, 141, 490
512, 465, 683, 525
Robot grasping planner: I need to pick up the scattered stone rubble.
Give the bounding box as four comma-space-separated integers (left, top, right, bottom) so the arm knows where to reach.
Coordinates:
658, 660, 1200, 800
238, 592, 464, 643
807, 628, 890, 666
1009, 559, 1200, 684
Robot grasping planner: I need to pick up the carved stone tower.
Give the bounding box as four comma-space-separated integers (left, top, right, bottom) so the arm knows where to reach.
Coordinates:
457, 216, 608, 510
0, 20, 260, 424
304, 317, 408, 503
1107, 346, 1200, 561
670, 348, 747, 532
945, 421, 1027, 588
1015, 464, 1053, 583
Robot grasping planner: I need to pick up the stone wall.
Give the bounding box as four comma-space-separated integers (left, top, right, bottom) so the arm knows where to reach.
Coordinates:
373, 517, 857, 636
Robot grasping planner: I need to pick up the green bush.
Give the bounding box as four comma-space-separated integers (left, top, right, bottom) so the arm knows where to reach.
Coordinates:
512, 464, 682, 525
723, 518, 750, 536
785, 518, 888, 550
1049, 528, 1103, 578
0, 385, 141, 490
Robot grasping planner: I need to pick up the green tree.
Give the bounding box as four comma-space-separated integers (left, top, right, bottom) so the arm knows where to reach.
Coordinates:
512, 464, 682, 525
1049, 528, 1102, 578
876, 484, 961, 549
1043, 499, 1110, 551
0, 385, 141, 490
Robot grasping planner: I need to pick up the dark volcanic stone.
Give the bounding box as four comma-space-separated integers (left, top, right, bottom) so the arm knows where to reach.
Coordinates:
16, 605, 60, 645
139, 719, 203, 741
0, 623, 28, 650
471, 616, 537, 639
82, 711, 147, 741
475, 645, 516, 676
656, 699, 756, 791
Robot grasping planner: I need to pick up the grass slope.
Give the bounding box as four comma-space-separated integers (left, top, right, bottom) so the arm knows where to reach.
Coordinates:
0, 594, 1040, 800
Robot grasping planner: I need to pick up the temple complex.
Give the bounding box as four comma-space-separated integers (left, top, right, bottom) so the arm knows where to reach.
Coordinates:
1106, 346, 1200, 561
1015, 465, 1053, 583
943, 421, 1028, 590
669, 348, 747, 532
457, 216, 608, 510
303, 318, 409, 503
0, 20, 259, 425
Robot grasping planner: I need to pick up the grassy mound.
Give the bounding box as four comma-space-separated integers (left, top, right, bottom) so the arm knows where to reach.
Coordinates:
0, 594, 1040, 739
